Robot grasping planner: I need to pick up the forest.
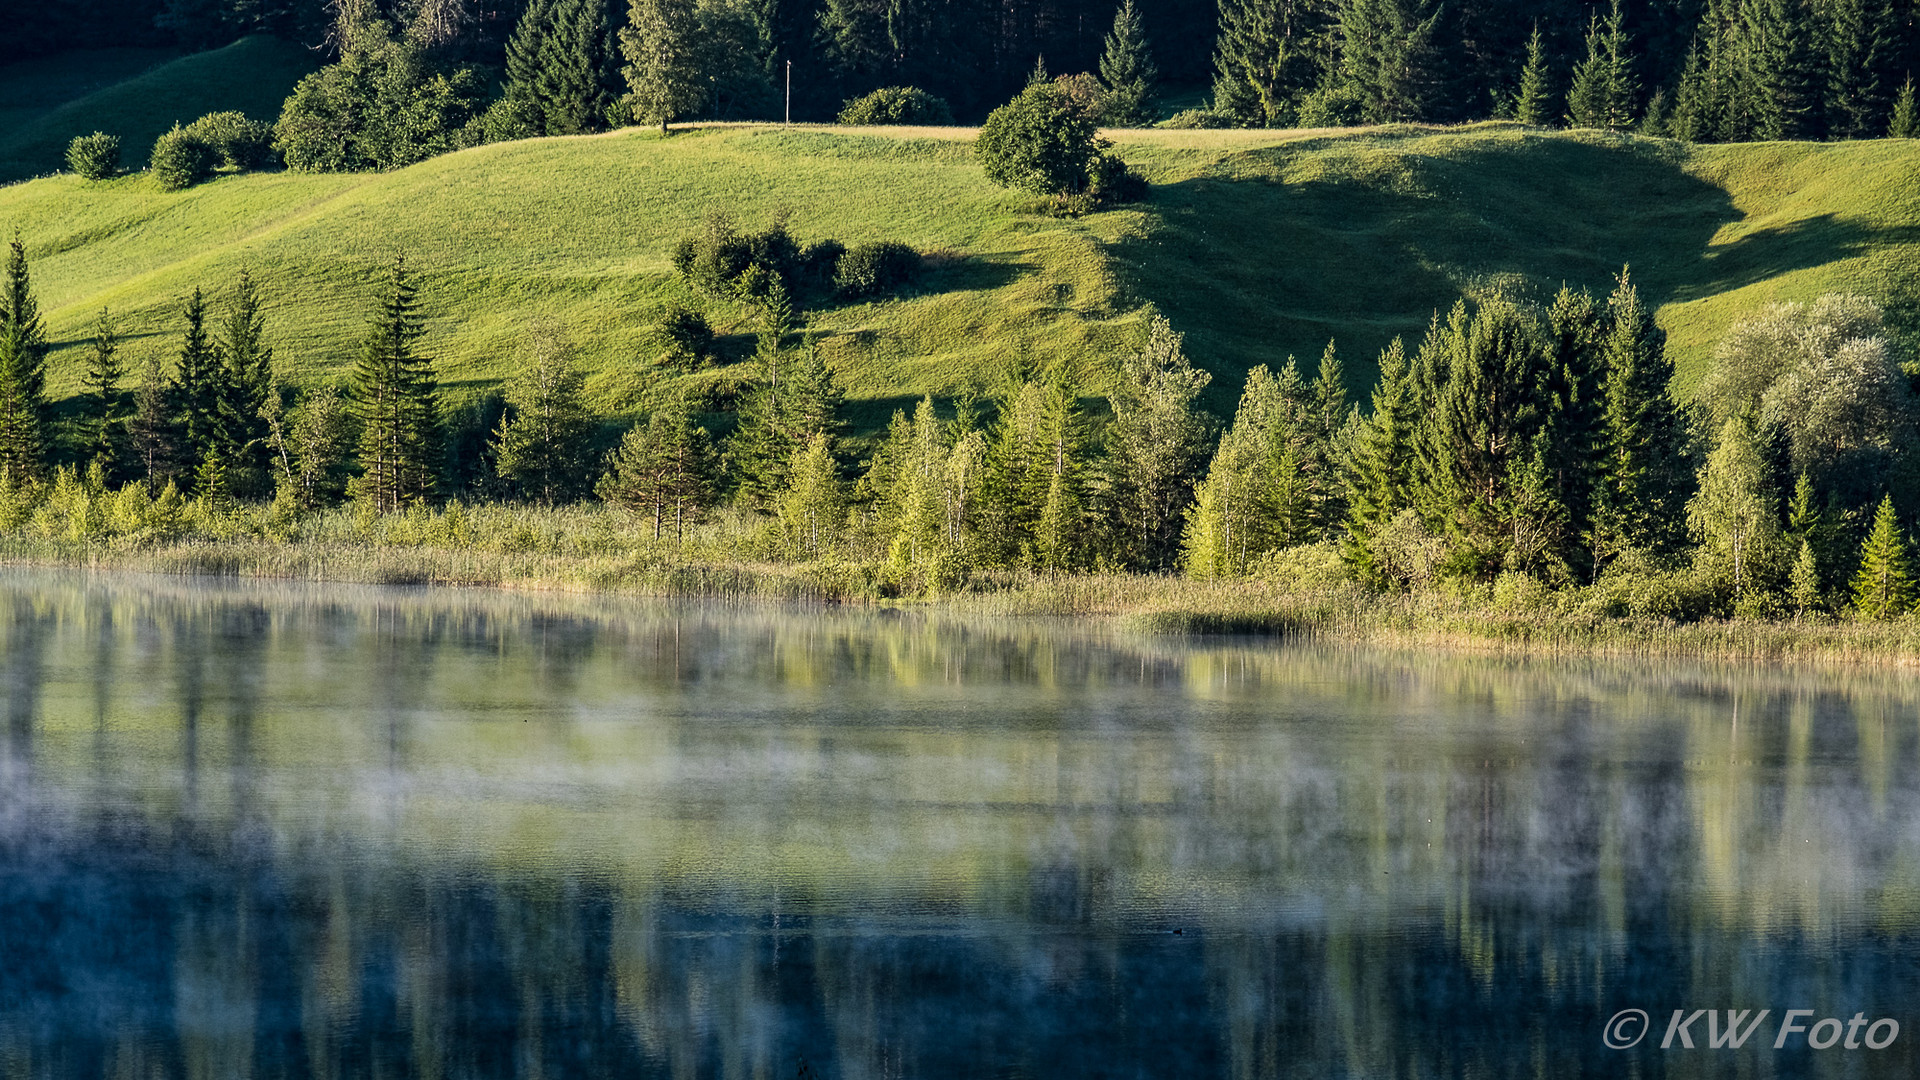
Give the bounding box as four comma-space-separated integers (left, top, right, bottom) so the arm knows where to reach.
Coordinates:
12, 0, 1920, 142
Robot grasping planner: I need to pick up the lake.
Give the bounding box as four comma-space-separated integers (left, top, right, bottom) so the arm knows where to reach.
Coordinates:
1, 570, 1917, 1078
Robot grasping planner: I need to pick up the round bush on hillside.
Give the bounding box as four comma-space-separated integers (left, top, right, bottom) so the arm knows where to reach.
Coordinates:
149, 126, 216, 191
975, 84, 1100, 197
836, 241, 920, 298
65, 132, 121, 180
838, 87, 954, 126
183, 111, 276, 170
1158, 108, 1235, 130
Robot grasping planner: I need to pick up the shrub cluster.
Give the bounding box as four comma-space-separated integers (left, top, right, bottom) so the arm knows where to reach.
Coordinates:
976, 82, 1148, 214
837, 87, 954, 126
65, 132, 121, 180
654, 304, 717, 369
670, 214, 918, 306
149, 126, 217, 191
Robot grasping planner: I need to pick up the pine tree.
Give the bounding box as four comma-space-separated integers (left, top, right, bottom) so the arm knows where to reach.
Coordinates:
1742, 0, 1821, 139
500, 0, 559, 131
350, 254, 440, 513
599, 397, 715, 540
1106, 315, 1212, 570
1185, 365, 1285, 577
1566, 0, 1636, 131
1514, 23, 1555, 126
1852, 493, 1913, 617
620, 0, 703, 134
494, 331, 594, 505
1891, 77, 1918, 137
1540, 286, 1606, 573
0, 234, 48, 487
777, 432, 845, 558
173, 287, 230, 489
1098, 0, 1158, 126
129, 350, 179, 495
1670, 28, 1728, 142
1412, 299, 1553, 578
1824, 0, 1894, 139
1308, 339, 1348, 532
219, 268, 274, 496
1337, 0, 1446, 123
1214, 0, 1313, 126
725, 337, 843, 510
1031, 375, 1088, 571
536, 0, 620, 134
77, 308, 126, 477
1342, 337, 1419, 582
1589, 270, 1687, 574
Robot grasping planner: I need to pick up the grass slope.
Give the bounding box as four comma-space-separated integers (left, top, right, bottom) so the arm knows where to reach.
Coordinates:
0, 37, 318, 184
4, 121, 1918, 432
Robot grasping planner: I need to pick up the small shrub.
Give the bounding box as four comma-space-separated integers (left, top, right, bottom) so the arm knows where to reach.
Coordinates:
1296, 83, 1367, 128
976, 83, 1101, 197
671, 212, 802, 302
183, 111, 275, 170
1089, 150, 1148, 203
149, 126, 216, 190
655, 304, 716, 368
838, 86, 954, 126
799, 239, 846, 290
1158, 108, 1235, 130
66, 132, 121, 180
836, 241, 920, 298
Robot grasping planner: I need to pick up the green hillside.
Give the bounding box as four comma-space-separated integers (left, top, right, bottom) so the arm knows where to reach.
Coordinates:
0, 37, 318, 184
4, 121, 1918, 431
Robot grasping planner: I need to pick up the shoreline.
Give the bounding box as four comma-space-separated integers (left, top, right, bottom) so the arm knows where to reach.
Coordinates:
6, 537, 1919, 667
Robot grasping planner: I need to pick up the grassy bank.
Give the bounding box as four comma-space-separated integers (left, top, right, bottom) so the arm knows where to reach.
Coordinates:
6, 503, 1920, 665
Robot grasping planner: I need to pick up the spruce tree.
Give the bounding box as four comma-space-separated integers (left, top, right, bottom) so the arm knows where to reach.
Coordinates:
1514, 23, 1555, 126
1031, 375, 1089, 571
350, 255, 440, 512
1742, 0, 1821, 140
1098, 0, 1158, 126
1824, 0, 1893, 139
173, 287, 230, 489
1214, 0, 1311, 127
620, 0, 703, 134
1337, 0, 1446, 124
1852, 493, 1913, 617
77, 308, 125, 476
0, 234, 47, 487
500, 0, 559, 132
1184, 365, 1283, 578
494, 331, 594, 505
1891, 77, 1918, 137
1541, 285, 1606, 574
1566, 0, 1636, 131
1342, 337, 1418, 583
1789, 538, 1821, 616
537, 0, 621, 134
1589, 270, 1687, 573
219, 268, 274, 496
725, 338, 843, 511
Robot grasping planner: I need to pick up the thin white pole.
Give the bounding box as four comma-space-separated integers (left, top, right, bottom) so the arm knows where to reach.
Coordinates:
786, 61, 792, 125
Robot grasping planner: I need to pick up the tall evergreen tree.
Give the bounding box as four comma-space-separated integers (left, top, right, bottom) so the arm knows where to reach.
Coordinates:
350, 254, 440, 512
0, 234, 47, 487
173, 287, 230, 489
1031, 375, 1090, 571
1742, 0, 1822, 139
1824, 0, 1894, 139
77, 308, 125, 476
1185, 365, 1283, 578
621, 0, 703, 133
726, 338, 844, 510
1566, 0, 1637, 131
1852, 492, 1913, 617
537, 0, 621, 133
219, 268, 274, 496
1513, 23, 1555, 126
1336, 0, 1446, 123
1589, 269, 1689, 572
1540, 285, 1606, 573
1098, 0, 1159, 125
1214, 0, 1318, 126
1342, 337, 1419, 583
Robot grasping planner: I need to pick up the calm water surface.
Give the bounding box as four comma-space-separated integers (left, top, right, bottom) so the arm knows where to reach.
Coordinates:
2, 571, 1918, 1078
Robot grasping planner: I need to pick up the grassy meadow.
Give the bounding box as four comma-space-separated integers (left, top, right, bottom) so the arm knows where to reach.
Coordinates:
0, 103, 1914, 427
0, 37, 319, 185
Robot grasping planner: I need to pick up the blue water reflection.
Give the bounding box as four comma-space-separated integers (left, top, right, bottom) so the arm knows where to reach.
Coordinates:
1, 571, 1917, 1077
